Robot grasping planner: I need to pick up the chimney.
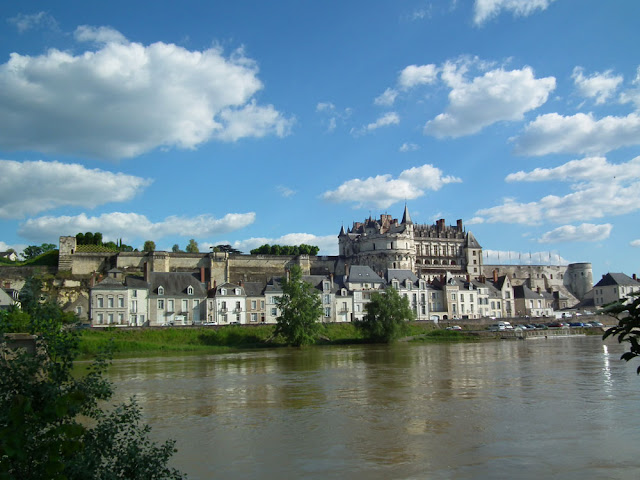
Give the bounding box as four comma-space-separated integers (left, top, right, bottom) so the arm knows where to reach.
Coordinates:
330, 273, 334, 288
634, 273, 637, 281
213, 280, 217, 291
493, 269, 498, 283
466, 274, 470, 282
143, 262, 149, 282
537, 287, 541, 294
345, 264, 350, 277
200, 267, 205, 283
457, 219, 463, 231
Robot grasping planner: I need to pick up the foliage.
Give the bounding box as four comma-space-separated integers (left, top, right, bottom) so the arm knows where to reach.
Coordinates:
185, 239, 199, 253
250, 244, 319, 256
356, 287, 414, 343
212, 244, 242, 254
274, 265, 323, 346
603, 292, 640, 373
0, 286, 184, 479
171, 244, 181, 253
143, 240, 156, 252
21, 243, 57, 260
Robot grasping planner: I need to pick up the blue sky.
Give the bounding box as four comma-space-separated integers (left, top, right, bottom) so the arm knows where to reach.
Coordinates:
1, 0, 639, 280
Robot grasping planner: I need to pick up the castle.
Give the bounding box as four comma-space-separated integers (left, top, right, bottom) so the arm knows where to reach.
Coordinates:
53, 205, 592, 307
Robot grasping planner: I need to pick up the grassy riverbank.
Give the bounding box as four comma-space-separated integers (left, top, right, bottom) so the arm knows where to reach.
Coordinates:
77, 322, 475, 356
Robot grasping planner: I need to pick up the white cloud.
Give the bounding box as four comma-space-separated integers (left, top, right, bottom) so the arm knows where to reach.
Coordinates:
0, 28, 291, 159
631, 239, 640, 248
513, 112, 640, 156
506, 156, 640, 183
572, 67, 623, 105
276, 185, 296, 198
316, 102, 351, 133
8, 12, 58, 33
0, 160, 151, 219
399, 142, 419, 152
538, 223, 612, 243
18, 212, 256, 244
398, 64, 438, 90
475, 155, 640, 225
316, 102, 335, 112
424, 65, 555, 138
474, 0, 556, 26
352, 112, 400, 135
374, 88, 399, 106
465, 216, 485, 225
226, 233, 338, 256
619, 66, 640, 111
74, 25, 127, 45
322, 164, 461, 209
483, 249, 569, 265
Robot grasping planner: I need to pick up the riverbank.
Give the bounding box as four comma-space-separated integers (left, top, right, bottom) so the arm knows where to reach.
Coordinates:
77, 323, 477, 356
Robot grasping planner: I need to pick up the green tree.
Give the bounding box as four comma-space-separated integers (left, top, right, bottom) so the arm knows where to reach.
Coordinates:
212, 244, 242, 254
357, 287, 414, 343
84, 232, 95, 246
143, 240, 156, 252
603, 292, 640, 373
41, 243, 57, 253
21, 245, 43, 260
185, 239, 199, 253
172, 244, 181, 252
0, 291, 184, 479
274, 265, 323, 346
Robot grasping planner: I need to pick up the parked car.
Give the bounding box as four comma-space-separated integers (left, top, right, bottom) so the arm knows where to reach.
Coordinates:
446, 325, 462, 330
569, 322, 584, 327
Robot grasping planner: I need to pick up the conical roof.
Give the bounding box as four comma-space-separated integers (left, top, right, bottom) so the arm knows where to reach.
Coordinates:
465, 231, 481, 249
401, 204, 413, 224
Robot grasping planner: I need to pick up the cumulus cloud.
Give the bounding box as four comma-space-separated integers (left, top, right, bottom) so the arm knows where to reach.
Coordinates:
352, 112, 400, 135
631, 239, 640, 248
276, 185, 296, 198
398, 64, 438, 89
572, 67, 623, 105
424, 64, 555, 138
0, 160, 150, 219
474, 155, 640, 225
538, 223, 612, 243
474, 0, 556, 26
374, 88, 399, 106
223, 233, 338, 256
18, 212, 256, 244
7, 11, 58, 33
0, 28, 291, 159
513, 112, 640, 156
322, 164, 461, 209
399, 142, 419, 152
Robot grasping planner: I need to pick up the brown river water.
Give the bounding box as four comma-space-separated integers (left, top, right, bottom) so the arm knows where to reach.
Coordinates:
104, 336, 640, 479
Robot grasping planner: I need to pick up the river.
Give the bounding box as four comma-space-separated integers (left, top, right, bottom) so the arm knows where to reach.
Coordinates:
105, 336, 640, 479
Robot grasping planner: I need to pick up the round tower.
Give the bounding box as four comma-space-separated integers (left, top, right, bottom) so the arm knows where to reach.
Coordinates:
566, 262, 593, 300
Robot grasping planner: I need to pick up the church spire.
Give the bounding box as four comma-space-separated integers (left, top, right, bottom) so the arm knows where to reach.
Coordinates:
401, 204, 413, 225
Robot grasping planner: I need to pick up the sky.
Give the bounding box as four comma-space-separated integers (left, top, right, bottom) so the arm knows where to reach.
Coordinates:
0, 0, 638, 281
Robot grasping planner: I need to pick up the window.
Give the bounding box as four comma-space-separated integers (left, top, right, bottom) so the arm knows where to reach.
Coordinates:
325, 307, 331, 317
235, 289, 241, 295
167, 300, 174, 312
158, 286, 164, 295
251, 300, 257, 309
260, 300, 265, 309
460, 294, 464, 302
221, 301, 227, 310
235, 301, 241, 311
324, 294, 331, 304
451, 293, 456, 300
118, 313, 124, 324
76, 306, 82, 315
342, 301, 347, 311
108, 297, 114, 308
97, 297, 103, 308
131, 300, 137, 313
221, 288, 226, 295
271, 307, 277, 316
324, 282, 330, 291
132, 290, 137, 298
158, 299, 165, 309
182, 299, 188, 312
251, 313, 257, 322
187, 286, 194, 295
97, 313, 103, 324
108, 313, 114, 324
118, 296, 124, 308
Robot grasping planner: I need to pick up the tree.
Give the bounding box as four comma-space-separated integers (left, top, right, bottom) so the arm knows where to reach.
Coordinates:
185, 239, 199, 253
357, 287, 414, 343
0, 286, 184, 479
143, 240, 156, 252
172, 244, 181, 253
603, 292, 640, 373
274, 265, 323, 346
250, 244, 319, 255
212, 244, 242, 254
21, 245, 43, 260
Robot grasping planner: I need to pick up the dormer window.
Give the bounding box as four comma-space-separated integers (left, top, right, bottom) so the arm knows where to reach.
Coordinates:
187, 286, 194, 295
221, 288, 226, 295
324, 282, 330, 291
158, 286, 164, 295
235, 288, 241, 295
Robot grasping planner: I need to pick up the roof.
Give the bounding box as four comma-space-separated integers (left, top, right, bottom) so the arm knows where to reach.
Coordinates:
386, 269, 418, 284
347, 265, 384, 284
149, 272, 207, 296
513, 284, 547, 299
465, 232, 482, 249
92, 276, 126, 290
243, 281, 267, 297
215, 282, 245, 296
594, 272, 639, 288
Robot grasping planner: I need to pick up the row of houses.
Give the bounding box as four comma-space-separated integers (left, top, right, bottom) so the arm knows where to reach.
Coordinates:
88, 264, 576, 327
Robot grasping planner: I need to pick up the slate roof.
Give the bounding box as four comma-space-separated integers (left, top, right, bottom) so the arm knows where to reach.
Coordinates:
92, 276, 126, 290
125, 276, 149, 289
347, 265, 385, 284
243, 281, 267, 297
513, 284, 546, 299
594, 272, 639, 288
149, 272, 207, 296
464, 232, 482, 249
386, 269, 418, 285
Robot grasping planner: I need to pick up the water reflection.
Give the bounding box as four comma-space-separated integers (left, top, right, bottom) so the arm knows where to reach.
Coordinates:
105, 337, 640, 480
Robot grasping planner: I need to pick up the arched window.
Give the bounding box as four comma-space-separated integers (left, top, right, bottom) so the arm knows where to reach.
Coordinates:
158, 286, 164, 295
187, 286, 194, 295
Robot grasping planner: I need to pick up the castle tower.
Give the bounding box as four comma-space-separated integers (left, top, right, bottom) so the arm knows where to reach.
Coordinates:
463, 231, 483, 276
58, 236, 77, 272
566, 263, 593, 300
